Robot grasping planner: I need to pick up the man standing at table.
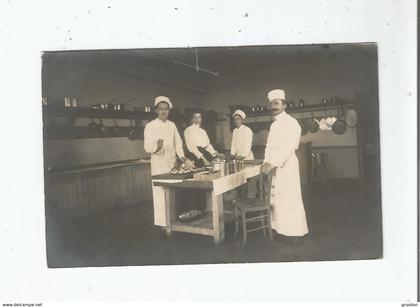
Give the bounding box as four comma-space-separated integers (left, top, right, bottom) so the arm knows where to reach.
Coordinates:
144, 96, 192, 226
261, 89, 308, 245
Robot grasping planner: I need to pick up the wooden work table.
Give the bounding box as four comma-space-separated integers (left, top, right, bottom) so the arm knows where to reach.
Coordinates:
152, 164, 262, 244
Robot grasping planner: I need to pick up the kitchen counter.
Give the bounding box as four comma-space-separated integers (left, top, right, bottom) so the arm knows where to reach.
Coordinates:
46, 158, 150, 176
45, 158, 152, 218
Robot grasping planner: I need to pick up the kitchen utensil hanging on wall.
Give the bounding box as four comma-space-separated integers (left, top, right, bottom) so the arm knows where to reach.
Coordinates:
288, 100, 295, 109
299, 111, 308, 136
96, 119, 110, 136
307, 112, 320, 133
298, 99, 305, 108
112, 119, 120, 136
332, 106, 347, 135
116, 97, 136, 111
104, 98, 117, 110
128, 119, 137, 140
88, 118, 98, 131
345, 108, 359, 128
319, 108, 335, 131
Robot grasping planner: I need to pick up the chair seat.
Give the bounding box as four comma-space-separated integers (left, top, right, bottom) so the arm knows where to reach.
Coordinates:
234, 198, 268, 212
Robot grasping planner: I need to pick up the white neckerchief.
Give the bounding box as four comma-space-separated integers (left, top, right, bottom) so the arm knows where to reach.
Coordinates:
274, 111, 287, 121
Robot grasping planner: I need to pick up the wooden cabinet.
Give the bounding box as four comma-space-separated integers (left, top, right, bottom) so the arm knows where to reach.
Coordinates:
45, 162, 152, 218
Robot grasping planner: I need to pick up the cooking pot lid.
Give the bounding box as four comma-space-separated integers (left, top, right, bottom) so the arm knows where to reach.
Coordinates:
332, 120, 347, 134
307, 118, 320, 132
345, 108, 358, 128
319, 117, 336, 131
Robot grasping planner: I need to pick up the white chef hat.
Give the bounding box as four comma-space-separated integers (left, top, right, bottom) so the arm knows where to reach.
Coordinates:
154, 96, 173, 109
232, 109, 246, 119
267, 89, 286, 102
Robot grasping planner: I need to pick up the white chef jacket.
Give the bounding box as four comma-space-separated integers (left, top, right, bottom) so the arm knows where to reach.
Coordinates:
184, 124, 217, 159
231, 124, 254, 160
264, 111, 308, 236
144, 117, 185, 226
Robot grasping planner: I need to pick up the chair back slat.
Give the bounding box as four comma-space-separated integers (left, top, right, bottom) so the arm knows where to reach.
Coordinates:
258, 167, 275, 206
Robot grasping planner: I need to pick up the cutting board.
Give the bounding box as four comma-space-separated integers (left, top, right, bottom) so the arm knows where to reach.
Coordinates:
152, 172, 194, 180
152, 167, 209, 180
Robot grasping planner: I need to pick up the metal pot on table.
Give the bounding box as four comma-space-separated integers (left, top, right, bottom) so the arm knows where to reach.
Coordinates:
212, 160, 226, 176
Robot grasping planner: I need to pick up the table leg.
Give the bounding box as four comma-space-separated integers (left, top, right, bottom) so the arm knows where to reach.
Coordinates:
207, 191, 225, 244
164, 188, 176, 237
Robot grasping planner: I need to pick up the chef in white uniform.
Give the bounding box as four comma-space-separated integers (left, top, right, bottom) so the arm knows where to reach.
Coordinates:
144, 96, 191, 226
262, 89, 308, 245
230, 109, 254, 160
184, 111, 224, 167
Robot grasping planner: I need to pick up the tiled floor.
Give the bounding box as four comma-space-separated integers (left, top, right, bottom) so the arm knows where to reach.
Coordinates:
46, 180, 382, 268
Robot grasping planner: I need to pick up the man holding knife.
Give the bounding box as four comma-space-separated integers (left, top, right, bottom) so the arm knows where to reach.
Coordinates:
144, 96, 192, 226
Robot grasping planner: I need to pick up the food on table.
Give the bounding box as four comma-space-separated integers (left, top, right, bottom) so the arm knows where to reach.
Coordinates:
170, 162, 193, 175
169, 159, 213, 175
178, 209, 203, 222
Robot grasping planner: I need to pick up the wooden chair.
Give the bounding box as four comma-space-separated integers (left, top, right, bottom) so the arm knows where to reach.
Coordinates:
232, 168, 275, 248
310, 150, 329, 185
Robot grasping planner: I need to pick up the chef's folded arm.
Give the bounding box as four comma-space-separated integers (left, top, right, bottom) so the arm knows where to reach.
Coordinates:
264, 122, 301, 168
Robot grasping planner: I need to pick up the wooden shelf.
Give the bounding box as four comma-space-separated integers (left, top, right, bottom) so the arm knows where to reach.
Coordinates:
44, 126, 145, 139
42, 105, 186, 139
170, 210, 236, 237
172, 212, 214, 236
232, 101, 358, 118
42, 105, 156, 120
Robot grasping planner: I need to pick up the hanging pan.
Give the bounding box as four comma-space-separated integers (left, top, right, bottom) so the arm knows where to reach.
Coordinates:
332, 106, 347, 135
97, 119, 111, 137
319, 108, 334, 131
307, 112, 320, 133
88, 118, 98, 131
112, 118, 120, 136
345, 108, 359, 128
128, 119, 138, 140
298, 111, 308, 136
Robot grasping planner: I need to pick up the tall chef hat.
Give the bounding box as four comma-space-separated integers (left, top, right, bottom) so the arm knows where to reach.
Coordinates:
232, 109, 246, 119
154, 96, 173, 109
267, 89, 286, 102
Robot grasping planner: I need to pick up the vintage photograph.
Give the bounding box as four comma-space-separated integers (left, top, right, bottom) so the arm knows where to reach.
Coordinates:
42, 43, 382, 268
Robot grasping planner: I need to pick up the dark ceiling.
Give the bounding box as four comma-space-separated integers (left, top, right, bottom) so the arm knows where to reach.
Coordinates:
43, 43, 377, 93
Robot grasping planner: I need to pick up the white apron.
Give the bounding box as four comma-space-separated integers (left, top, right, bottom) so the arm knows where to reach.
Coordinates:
270, 154, 308, 236
151, 154, 176, 226
144, 118, 185, 226
264, 111, 308, 236
231, 124, 254, 160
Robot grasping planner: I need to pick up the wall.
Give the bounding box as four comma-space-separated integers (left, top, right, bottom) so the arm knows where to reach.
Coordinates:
203, 52, 377, 112
43, 62, 204, 168
204, 54, 377, 179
